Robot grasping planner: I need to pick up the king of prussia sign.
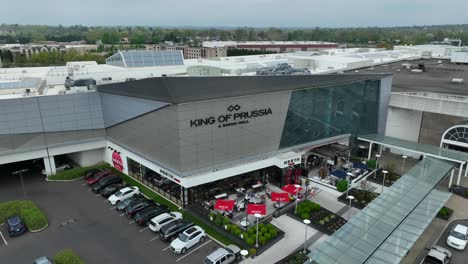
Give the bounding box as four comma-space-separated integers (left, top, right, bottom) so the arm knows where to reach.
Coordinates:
189, 104, 273, 128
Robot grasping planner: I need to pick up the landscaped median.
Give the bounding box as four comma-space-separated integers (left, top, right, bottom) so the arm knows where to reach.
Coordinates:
54, 249, 84, 264
0, 200, 48, 232
47, 163, 109, 181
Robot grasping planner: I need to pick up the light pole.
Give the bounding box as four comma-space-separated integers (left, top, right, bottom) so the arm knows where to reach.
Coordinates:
375, 154, 381, 178
346, 173, 353, 198
254, 213, 261, 248
402, 155, 407, 172
303, 219, 311, 253
294, 184, 301, 214
382, 170, 388, 193
12, 169, 28, 199
347, 195, 354, 221
240, 249, 249, 264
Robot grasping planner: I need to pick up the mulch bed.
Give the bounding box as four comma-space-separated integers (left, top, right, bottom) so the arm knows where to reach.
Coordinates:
337, 188, 379, 210
366, 170, 401, 187
436, 206, 454, 221
288, 204, 346, 235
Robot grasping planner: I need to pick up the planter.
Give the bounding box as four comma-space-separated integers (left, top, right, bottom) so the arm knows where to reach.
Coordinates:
337, 188, 379, 209
276, 249, 310, 264
366, 171, 401, 187
287, 201, 346, 235
436, 206, 454, 221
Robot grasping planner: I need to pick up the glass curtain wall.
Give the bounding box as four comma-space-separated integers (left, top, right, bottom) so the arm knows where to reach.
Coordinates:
279, 80, 380, 149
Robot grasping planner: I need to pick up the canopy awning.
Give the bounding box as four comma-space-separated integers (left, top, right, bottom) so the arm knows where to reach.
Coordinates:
214, 199, 235, 211
282, 184, 303, 195
330, 170, 347, 179
308, 156, 453, 264
271, 192, 290, 202
247, 203, 266, 215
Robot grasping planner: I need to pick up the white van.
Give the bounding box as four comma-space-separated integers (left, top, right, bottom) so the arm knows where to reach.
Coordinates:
148, 212, 183, 232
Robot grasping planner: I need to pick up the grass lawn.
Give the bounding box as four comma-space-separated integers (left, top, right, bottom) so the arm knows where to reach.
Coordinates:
47, 163, 110, 181
54, 249, 84, 264
0, 200, 48, 231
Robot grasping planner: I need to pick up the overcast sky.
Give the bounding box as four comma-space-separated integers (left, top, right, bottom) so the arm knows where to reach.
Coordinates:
3, 0, 467, 27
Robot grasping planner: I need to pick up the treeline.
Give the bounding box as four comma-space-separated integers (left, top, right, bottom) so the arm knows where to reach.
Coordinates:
1, 49, 106, 67
1, 24, 468, 46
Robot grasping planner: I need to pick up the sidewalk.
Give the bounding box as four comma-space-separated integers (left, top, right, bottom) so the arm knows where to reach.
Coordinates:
245, 215, 317, 264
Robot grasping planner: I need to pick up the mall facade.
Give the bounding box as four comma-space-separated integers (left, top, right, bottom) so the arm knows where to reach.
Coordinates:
0, 75, 391, 206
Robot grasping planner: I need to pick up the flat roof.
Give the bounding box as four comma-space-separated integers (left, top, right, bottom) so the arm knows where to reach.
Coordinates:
358, 134, 468, 163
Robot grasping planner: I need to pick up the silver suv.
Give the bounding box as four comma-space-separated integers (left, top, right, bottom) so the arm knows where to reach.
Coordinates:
422, 246, 451, 264
204, 245, 240, 264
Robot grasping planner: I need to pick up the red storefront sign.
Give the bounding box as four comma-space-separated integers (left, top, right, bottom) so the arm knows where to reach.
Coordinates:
112, 151, 124, 171
271, 192, 290, 202
214, 199, 235, 211
246, 203, 266, 215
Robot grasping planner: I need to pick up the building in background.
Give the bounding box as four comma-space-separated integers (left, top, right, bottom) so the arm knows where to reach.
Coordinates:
202, 41, 339, 53
146, 44, 227, 59
0, 43, 98, 61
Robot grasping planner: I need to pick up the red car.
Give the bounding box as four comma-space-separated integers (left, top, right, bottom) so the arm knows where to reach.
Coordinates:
84, 169, 112, 185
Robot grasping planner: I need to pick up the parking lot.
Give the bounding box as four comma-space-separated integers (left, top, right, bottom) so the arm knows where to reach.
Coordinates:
0, 162, 221, 263
434, 219, 468, 264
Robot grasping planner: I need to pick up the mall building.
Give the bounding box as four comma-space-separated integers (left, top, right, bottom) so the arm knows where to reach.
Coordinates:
0, 75, 391, 206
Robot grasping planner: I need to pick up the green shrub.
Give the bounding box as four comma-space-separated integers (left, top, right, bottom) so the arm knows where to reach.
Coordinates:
222, 216, 230, 225
310, 203, 321, 211
267, 223, 275, 231
249, 248, 257, 256
242, 232, 249, 240
464, 190, 468, 196
48, 163, 109, 180
225, 224, 232, 232
366, 159, 377, 169
270, 229, 278, 237
259, 236, 266, 245
264, 233, 272, 241
0, 200, 48, 231
336, 179, 349, 192
258, 223, 265, 229
246, 238, 255, 246
208, 212, 216, 220
247, 228, 254, 235
234, 229, 242, 236
261, 227, 268, 233
301, 213, 310, 220
54, 249, 84, 264
214, 217, 222, 226
296, 208, 304, 216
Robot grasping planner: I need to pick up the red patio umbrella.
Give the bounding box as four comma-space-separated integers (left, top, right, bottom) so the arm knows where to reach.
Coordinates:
246, 203, 267, 215
282, 184, 303, 195
214, 199, 235, 211
271, 192, 290, 203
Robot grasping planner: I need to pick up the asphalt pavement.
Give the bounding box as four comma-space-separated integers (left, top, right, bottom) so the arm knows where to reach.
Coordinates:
0, 162, 220, 264
435, 219, 468, 264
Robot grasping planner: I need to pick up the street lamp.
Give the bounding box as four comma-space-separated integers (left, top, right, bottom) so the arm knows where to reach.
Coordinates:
346, 172, 353, 198
402, 155, 408, 172
294, 184, 301, 214
254, 213, 262, 248
347, 195, 354, 221
240, 249, 249, 264
382, 170, 388, 193
12, 169, 28, 199
303, 219, 311, 254
375, 154, 381, 178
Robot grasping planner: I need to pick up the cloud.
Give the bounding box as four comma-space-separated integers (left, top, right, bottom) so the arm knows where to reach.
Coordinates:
2, 0, 468, 27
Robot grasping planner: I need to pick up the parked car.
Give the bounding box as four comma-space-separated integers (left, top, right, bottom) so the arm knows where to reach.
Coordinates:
41, 163, 71, 175
115, 194, 145, 212
108, 186, 139, 205
5, 215, 27, 237
422, 246, 451, 264
170, 225, 206, 254
91, 175, 122, 193
84, 169, 112, 185
204, 245, 241, 264
446, 224, 468, 250
99, 183, 126, 198
144, 171, 171, 187
159, 220, 194, 242
125, 199, 156, 218
134, 205, 169, 226
34, 256, 53, 264
84, 168, 106, 178
149, 212, 183, 232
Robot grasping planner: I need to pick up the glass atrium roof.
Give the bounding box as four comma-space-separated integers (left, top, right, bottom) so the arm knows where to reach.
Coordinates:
359, 134, 468, 163
105, 50, 184, 68
307, 157, 453, 264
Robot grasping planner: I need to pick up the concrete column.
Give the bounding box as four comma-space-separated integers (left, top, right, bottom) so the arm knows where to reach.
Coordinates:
449, 169, 454, 187
457, 163, 463, 186
465, 162, 468, 177
379, 145, 383, 155
367, 143, 373, 160
43, 156, 56, 175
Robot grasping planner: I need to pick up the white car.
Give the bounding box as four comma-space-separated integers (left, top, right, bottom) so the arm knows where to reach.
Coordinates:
108, 186, 139, 205
170, 226, 206, 254
148, 212, 183, 232
447, 224, 468, 250
41, 164, 71, 175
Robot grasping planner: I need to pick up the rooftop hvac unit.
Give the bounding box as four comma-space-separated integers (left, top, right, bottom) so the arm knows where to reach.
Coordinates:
451, 78, 464, 84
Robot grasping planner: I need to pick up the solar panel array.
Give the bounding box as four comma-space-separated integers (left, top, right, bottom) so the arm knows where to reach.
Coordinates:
106, 50, 184, 68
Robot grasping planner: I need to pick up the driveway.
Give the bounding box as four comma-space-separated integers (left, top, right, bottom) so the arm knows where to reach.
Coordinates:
435, 219, 468, 264
0, 162, 220, 264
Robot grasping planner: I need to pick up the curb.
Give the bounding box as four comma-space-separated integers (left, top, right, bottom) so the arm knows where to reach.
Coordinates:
29, 223, 49, 233
46, 176, 84, 182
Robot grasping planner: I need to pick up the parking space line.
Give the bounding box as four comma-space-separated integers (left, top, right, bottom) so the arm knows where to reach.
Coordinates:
88, 189, 92, 192
162, 245, 171, 251
149, 236, 159, 242
139, 227, 149, 232
0, 231, 7, 246
176, 240, 212, 262
128, 221, 135, 224
81, 183, 86, 186
119, 213, 125, 216
103, 200, 108, 203
110, 206, 116, 210
95, 194, 100, 197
